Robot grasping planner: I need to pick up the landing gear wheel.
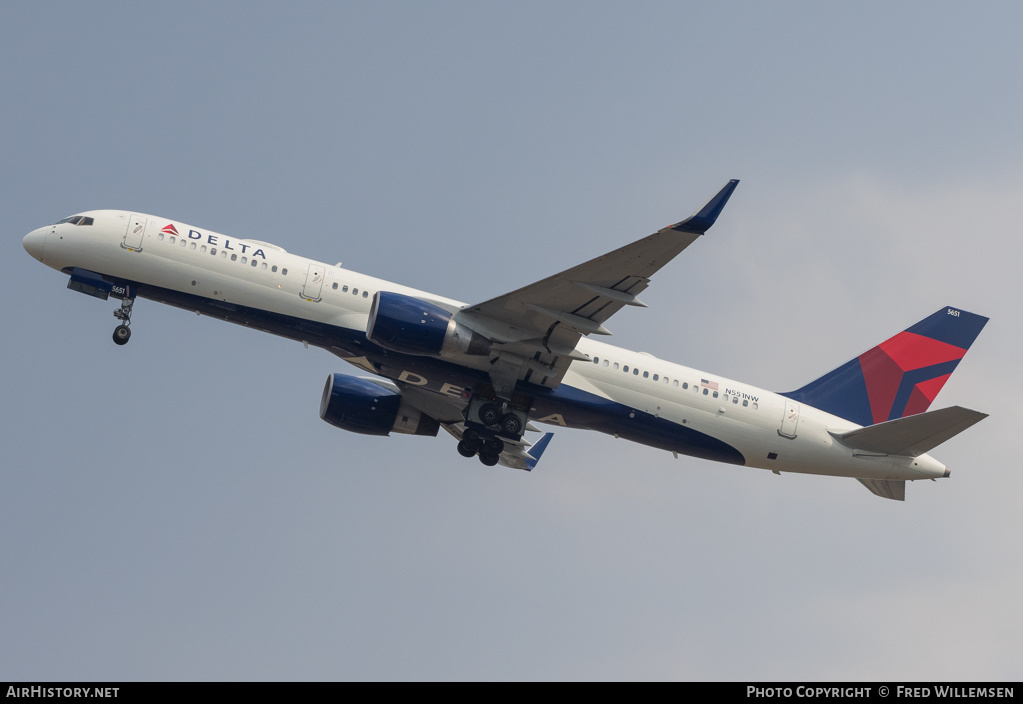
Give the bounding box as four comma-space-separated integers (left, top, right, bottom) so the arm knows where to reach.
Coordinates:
500, 412, 523, 436
113, 325, 131, 346
456, 440, 477, 458
483, 437, 504, 455
478, 452, 500, 467
478, 403, 502, 426
112, 297, 135, 346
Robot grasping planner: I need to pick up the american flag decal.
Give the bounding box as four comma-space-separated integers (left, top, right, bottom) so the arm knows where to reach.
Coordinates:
701, 378, 718, 391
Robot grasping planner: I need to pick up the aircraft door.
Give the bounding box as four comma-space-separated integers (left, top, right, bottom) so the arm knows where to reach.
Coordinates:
779, 399, 799, 438
122, 214, 147, 252
302, 264, 325, 301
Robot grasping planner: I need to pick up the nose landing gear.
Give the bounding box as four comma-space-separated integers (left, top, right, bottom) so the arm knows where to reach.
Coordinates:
112, 298, 134, 345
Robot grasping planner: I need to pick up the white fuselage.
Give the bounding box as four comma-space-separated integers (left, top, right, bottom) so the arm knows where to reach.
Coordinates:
22, 210, 950, 483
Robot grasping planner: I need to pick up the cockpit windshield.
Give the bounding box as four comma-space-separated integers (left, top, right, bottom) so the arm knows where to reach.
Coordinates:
56, 215, 94, 226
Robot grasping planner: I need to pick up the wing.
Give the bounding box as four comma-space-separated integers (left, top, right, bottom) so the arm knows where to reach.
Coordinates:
455, 180, 739, 396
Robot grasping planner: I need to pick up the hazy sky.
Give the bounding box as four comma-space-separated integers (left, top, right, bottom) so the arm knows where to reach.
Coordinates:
2, 1, 1020, 681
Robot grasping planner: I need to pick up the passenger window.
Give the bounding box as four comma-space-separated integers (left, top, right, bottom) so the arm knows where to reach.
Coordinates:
752, 403, 758, 410
200, 245, 207, 253
713, 391, 718, 398
231, 254, 237, 261
742, 400, 748, 407
190, 243, 196, 250
703, 388, 709, 395
593, 357, 599, 364
169, 236, 176, 244
332, 282, 338, 290
643, 371, 649, 378
261, 262, 267, 270
342, 285, 348, 292
211, 248, 217, 255
682, 382, 688, 389
241, 257, 247, 264
732, 397, 738, 404
363, 291, 368, 298
251, 259, 257, 267
613, 363, 619, 370
353, 288, 358, 295
633, 368, 639, 375
603, 360, 609, 367
653, 374, 658, 381
673, 380, 679, 387
180, 239, 186, 247
282, 268, 288, 275
220, 251, 227, 258
272, 265, 278, 273
158, 233, 165, 241
623, 366, 629, 373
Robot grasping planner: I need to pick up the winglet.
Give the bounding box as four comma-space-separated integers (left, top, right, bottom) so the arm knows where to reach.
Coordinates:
525, 433, 555, 471
671, 179, 740, 234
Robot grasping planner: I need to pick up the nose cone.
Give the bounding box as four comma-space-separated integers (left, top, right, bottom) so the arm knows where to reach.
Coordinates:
23, 227, 47, 261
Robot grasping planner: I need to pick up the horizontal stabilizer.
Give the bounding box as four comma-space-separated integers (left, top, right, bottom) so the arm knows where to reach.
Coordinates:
856, 478, 906, 501
831, 406, 987, 456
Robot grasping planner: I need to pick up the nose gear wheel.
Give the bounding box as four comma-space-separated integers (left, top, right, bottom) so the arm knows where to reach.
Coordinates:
112, 298, 134, 345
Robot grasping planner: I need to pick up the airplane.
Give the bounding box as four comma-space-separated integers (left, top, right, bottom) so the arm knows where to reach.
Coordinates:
21, 180, 989, 500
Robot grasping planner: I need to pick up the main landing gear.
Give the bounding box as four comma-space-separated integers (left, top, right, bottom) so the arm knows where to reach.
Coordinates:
457, 428, 504, 467
112, 298, 134, 346
457, 392, 530, 466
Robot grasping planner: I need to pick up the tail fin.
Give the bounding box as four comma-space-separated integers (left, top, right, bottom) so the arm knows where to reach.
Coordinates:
782, 307, 988, 427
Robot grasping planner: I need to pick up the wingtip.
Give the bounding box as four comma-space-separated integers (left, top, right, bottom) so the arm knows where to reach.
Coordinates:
672, 179, 740, 234
525, 432, 555, 471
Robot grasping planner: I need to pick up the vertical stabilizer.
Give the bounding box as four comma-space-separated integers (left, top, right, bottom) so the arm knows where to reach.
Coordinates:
782, 307, 987, 427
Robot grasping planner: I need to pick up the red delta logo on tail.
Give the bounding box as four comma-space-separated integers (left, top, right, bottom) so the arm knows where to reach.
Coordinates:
783, 307, 988, 428
860, 330, 967, 424
161, 223, 179, 236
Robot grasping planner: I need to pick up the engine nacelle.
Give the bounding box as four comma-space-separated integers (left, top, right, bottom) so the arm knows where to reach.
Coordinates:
366, 291, 491, 357
319, 374, 439, 437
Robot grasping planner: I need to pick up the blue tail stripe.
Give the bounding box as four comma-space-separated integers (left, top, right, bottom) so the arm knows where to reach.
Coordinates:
782, 358, 872, 426
889, 359, 963, 420
907, 307, 988, 349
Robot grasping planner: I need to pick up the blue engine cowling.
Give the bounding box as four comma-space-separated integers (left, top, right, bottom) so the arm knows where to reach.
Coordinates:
319, 374, 439, 437
366, 291, 491, 357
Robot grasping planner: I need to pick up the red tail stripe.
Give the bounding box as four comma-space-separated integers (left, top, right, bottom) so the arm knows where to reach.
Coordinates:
878, 331, 966, 372
859, 347, 903, 425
